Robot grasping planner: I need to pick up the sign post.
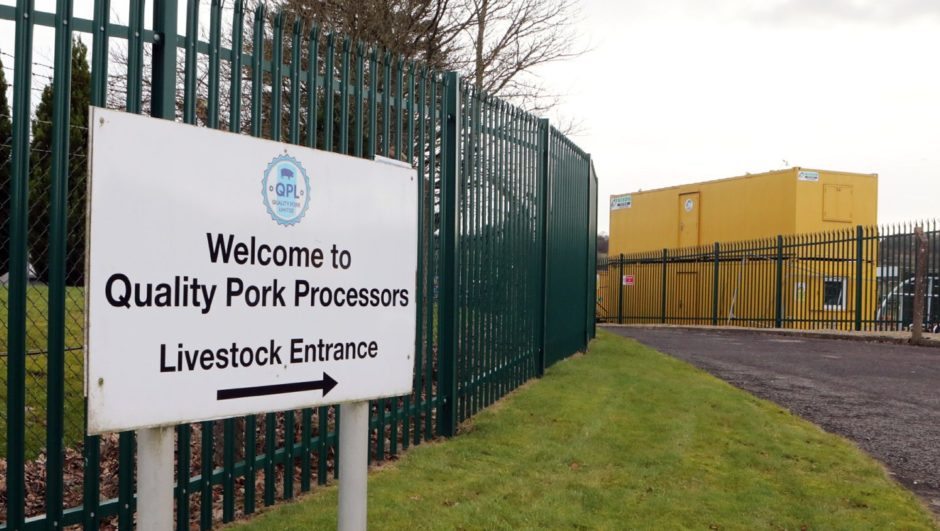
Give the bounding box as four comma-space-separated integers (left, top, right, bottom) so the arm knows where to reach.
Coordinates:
137, 427, 174, 529
338, 401, 369, 531
85, 107, 417, 528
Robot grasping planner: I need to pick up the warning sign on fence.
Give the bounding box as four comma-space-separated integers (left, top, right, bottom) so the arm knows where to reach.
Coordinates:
85, 108, 417, 434
623, 274, 635, 286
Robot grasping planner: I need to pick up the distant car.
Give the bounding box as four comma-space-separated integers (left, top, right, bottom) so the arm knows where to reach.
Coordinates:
875, 274, 940, 332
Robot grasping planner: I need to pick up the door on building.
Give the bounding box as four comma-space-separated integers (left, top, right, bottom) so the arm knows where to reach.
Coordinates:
678, 192, 700, 247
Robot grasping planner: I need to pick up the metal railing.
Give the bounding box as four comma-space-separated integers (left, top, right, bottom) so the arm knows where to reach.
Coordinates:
0, 1, 597, 529
598, 222, 940, 332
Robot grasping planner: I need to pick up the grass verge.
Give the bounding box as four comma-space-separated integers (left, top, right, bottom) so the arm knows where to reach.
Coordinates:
1, 285, 86, 458
228, 330, 936, 529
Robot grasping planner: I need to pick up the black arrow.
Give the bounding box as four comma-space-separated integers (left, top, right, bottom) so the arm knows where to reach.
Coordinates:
216, 373, 338, 401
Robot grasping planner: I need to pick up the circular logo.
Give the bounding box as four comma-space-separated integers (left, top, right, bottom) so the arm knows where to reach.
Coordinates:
262, 155, 311, 226
684, 198, 694, 212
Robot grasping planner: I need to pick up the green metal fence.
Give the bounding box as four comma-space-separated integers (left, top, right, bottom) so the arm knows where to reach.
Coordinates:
599, 222, 940, 332
0, 1, 597, 529
544, 128, 594, 367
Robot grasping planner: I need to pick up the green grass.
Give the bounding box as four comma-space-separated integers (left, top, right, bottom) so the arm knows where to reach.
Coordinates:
0, 285, 86, 458
0, 285, 85, 354
229, 330, 937, 530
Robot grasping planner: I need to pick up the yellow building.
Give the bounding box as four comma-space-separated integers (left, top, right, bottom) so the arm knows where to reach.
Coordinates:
601, 168, 879, 329
608, 167, 878, 256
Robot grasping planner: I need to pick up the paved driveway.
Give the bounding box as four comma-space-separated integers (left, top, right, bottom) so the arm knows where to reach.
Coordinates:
604, 325, 940, 513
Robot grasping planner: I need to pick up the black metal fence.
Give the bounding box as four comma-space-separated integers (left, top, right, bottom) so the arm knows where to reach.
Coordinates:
598, 222, 940, 331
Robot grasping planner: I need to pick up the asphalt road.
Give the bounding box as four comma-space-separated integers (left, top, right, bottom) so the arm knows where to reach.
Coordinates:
604, 325, 940, 513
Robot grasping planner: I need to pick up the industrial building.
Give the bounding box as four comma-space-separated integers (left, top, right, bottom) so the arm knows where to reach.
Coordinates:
608, 167, 878, 255
600, 168, 879, 328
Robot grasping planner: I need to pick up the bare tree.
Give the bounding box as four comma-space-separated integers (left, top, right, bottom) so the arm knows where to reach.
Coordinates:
106, 0, 585, 131
254, 0, 585, 117
451, 0, 585, 114
269, 0, 473, 70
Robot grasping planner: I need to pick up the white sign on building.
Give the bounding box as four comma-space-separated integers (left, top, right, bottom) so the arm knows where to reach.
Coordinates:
611, 195, 632, 210
85, 108, 417, 434
798, 171, 820, 182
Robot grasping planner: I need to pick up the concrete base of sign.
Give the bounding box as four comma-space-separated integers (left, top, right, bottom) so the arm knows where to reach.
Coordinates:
338, 401, 369, 531
137, 426, 175, 530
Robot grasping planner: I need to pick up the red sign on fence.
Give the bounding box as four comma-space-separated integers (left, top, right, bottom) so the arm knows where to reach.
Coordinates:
623, 274, 635, 286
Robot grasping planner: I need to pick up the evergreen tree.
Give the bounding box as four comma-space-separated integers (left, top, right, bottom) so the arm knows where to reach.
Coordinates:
28, 39, 91, 286
0, 53, 11, 277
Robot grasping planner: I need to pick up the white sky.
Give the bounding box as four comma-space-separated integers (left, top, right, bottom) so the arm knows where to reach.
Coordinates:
538, 0, 940, 234
4, 0, 939, 237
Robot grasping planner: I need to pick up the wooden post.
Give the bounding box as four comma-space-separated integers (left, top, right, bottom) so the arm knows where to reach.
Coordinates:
911, 226, 927, 345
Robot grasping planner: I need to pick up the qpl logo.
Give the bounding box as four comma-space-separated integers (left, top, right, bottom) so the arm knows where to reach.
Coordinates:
262, 154, 311, 226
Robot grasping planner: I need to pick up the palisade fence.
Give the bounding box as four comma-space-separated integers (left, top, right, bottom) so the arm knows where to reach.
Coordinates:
598, 222, 940, 332
0, 1, 598, 529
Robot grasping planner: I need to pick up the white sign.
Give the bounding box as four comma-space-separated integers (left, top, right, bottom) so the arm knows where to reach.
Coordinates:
798, 171, 820, 182
85, 108, 417, 434
611, 195, 632, 210
794, 282, 806, 302
610, 195, 633, 210
623, 274, 635, 286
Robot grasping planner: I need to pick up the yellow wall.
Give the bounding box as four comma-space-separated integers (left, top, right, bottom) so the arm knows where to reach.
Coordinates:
608, 168, 878, 256
794, 169, 878, 234
597, 254, 878, 331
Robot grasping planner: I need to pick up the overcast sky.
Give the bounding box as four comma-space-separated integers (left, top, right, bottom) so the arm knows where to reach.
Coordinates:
539, 0, 940, 234
3, 0, 939, 237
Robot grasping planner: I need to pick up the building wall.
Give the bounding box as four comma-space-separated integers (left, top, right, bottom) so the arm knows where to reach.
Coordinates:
597, 251, 877, 331
608, 168, 878, 256
793, 169, 878, 234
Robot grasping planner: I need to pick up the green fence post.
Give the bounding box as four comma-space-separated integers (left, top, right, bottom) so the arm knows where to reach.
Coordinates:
617, 254, 624, 324
176, 2, 198, 531
223, 418, 235, 521
855, 225, 864, 331
536, 118, 550, 376
6, 1, 35, 528
224, 1, 246, 519
148, 3, 180, 529
437, 71, 461, 438
589, 160, 600, 339
712, 242, 720, 326
584, 155, 594, 348
85, 3, 110, 526
118, 433, 135, 531
176, 425, 191, 531
45, 0, 74, 526
660, 249, 668, 323
775, 235, 784, 328
151, 0, 178, 119
204, 417, 221, 519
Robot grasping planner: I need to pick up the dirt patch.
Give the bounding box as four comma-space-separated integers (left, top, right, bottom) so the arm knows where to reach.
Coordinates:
605, 326, 940, 516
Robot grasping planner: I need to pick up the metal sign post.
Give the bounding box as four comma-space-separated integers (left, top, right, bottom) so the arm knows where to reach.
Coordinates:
338, 401, 369, 531
137, 427, 174, 529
